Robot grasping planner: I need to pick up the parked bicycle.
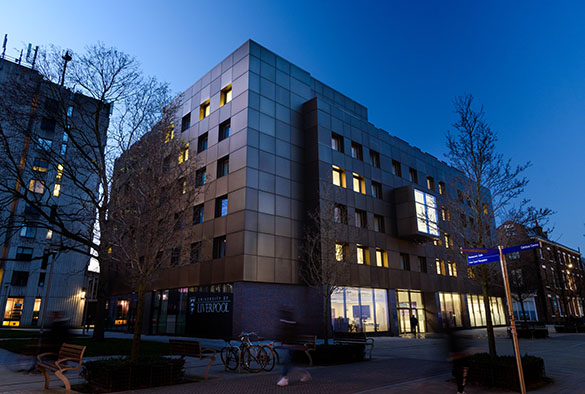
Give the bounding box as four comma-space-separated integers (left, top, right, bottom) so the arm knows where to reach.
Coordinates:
220, 331, 274, 373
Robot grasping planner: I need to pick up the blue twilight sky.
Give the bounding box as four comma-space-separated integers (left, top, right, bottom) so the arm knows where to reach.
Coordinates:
2, 1, 584, 252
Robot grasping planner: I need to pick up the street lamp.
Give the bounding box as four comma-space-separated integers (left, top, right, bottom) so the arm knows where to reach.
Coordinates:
80, 287, 89, 335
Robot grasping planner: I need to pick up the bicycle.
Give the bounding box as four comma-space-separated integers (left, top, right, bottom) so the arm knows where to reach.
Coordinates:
220, 332, 270, 373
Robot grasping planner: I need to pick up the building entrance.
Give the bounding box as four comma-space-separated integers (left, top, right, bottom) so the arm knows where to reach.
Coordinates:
396, 290, 426, 334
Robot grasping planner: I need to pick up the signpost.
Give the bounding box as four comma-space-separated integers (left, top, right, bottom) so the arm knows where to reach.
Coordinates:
461, 241, 541, 394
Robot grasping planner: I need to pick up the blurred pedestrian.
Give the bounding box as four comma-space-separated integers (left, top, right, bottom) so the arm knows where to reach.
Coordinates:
445, 323, 470, 394
276, 308, 311, 387
410, 314, 419, 336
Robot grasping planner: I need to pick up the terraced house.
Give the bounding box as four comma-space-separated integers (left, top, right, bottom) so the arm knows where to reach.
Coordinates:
107, 40, 507, 338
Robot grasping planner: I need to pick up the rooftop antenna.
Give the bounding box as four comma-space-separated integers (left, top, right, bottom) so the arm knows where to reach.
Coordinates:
1, 34, 6, 60
31, 46, 39, 69
17, 49, 22, 65
59, 50, 72, 87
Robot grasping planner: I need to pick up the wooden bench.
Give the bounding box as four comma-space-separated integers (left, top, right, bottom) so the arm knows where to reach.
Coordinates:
36, 343, 86, 394
169, 339, 216, 380
333, 331, 375, 360
278, 334, 317, 366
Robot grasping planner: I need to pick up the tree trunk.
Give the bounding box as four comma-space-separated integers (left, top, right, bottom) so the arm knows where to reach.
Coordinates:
92, 259, 109, 341
482, 284, 497, 359
519, 298, 526, 321
323, 293, 330, 345
130, 282, 146, 362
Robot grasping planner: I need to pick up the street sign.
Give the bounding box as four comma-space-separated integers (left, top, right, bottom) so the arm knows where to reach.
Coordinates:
502, 242, 541, 255
461, 247, 499, 254
467, 253, 500, 266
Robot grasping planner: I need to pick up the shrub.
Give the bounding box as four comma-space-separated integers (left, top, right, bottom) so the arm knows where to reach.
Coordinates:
460, 353, 546, 392
81, 356, 185, 392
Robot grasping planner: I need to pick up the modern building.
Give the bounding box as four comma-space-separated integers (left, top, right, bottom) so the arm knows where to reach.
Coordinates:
0, 54, 108, 327
107, 40, 506, 338
498, 222, 584, 324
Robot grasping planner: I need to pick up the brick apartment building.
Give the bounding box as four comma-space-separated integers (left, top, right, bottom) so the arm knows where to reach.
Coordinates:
107, 40, 507, 338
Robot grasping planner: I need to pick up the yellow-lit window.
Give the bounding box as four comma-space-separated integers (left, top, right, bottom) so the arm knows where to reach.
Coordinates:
56, 164, 64, 181
356, 244, 369, 265
436, 259, 446, 276
178, 144, 189, 164
335, 243, 344, 262
375, 248, 387, 268
200, 101, 210, 120
28, 179, 45, 194
53, 184, 61, 196
332, 166, 346, 188
352, 173, 365, 194
448, 261, 458, 277
32, 158, 49, 172
46, 229, 53, 240
220, 85, 232, 106
165, 125, 175, 143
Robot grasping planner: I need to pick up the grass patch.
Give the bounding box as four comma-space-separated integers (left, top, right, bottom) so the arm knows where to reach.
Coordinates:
0, 329, 40, 338
0, 337, 171, 357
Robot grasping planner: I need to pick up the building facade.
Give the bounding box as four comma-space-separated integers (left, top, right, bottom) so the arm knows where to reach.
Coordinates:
498, 222, 584, 324
0, 55, 107, 327
108, 40, 506, 338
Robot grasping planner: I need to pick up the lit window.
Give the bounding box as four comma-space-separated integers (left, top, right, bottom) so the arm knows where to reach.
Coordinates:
332, 166, 346, 188
409, 168, 418, 184
441, 207, 450, 221
436, 259, 446, 276
219, 120, 231, 141
370, 150, 380, 168
375, 248, 387, 267
414, 189, 438, 236
448, 261, 458, 277
355, 209, 367, 228
351, 142, 363, 160
165, 125, 175, 142
20, 226, 36, 239
67, 106, 73, 117
352, 173, 365, 194
197, 132, 208, 153
444, 234, 453, 248
374, 215, 385, 232
56, 164, 64, 181
60, 144, 67, 156
438, 182, 446, 195
181, 113, 191, 132
193, 204, 204, 224
221, 85, 232, 106
46, 229, 53, 240
200, 100, 210, 120
213, 236, 227, 258
331, 133, 344, 152
371, 181, 382, 199
392, 160, 401, 177
36, 137, 52, 151
217, 156, 229, 178
427, 176, 435, 190
52, 184, 61, 196
28, 179, 45, 194
195, 167, 207, 186
356, 245, 369, 265
32, 158, 49, 172
178, 144, 189, 164
215, 195, 228, 217
335, 243, 346, 262
333, 204, 347, 224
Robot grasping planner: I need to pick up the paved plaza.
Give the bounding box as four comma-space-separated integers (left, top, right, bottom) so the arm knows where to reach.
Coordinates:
0, 328, 583, 393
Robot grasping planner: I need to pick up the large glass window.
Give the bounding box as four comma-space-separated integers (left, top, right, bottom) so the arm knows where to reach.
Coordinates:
3, 297, 24, 326
396, 290, 426, 334
439, 292, 463, 327
414, 189, 438, 236
467, 294, 506, 327
331, 287, 388, 333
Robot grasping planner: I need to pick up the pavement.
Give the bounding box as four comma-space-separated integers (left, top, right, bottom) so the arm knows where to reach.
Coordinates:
0, 327, 583, 393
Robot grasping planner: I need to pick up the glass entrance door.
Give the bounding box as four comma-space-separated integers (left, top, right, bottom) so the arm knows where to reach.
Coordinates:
397, 290, 426, 334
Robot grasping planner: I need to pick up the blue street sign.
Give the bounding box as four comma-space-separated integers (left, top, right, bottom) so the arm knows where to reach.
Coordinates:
467, 253, 500, 266
502, 242, 541, 255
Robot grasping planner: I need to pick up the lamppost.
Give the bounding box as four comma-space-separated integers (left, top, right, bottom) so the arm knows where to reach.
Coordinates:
39, 246, 58, 336
81, 287, 88, 335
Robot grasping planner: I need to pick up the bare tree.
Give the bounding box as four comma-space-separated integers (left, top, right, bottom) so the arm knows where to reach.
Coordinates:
106, 114, 202, 360
445, 94, 551, 358
0, 43, 172, 340
300, 183, 350, 345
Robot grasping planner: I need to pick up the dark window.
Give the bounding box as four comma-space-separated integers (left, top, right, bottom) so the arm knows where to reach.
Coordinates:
181, 113, 191, 132
171, 247, 181, 266
15, 247, 33, 261
197, 132, 208, 153
427, 176, 435, 191
355, 209, 367, 228
333, 204, 347, 224
163, 156, 171, 171
409, 168, 418, 184
457, 189, 464, 202
19, 226, 36, 239
219, 120, 231, 141
40, 117, 56, 132
200, 101, 210, 120
190, 242, 202, 263
11, 271, 29, 286
351, 142, 363, 160
392, 160, 402, 177
400, 253, 410, 271
195, 167, 207, 186
331, 133, 344, 153
60, 143, 67, 156
193, 204, 204, 224
41, 251, 49, 269
438, 182, 446, 195
213, 236, 227, 259
371, 181, 382, 199
32, 158, 49, 172
36, 137, 52, 151
374, 215, 385, 232
419, 256, 427, 273
174, 212, 183, 231
44, 98, 58, 114
38, 273, 46, 287
215, 195, 228, 217
217, 156, 229, 178
370, 150, 380, 168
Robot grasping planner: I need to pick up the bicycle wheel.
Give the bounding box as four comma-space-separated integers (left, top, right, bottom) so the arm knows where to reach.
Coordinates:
261, 345, 276, 371
222, 347, 240, 371
242, 345, 268, 373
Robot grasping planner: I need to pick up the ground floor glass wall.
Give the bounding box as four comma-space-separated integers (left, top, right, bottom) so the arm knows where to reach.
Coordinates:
396, 290, 426, 334
512, 297, 538, 321
467, 294, 506, 326
331, 287, 388, 333
439, 292, 463, 327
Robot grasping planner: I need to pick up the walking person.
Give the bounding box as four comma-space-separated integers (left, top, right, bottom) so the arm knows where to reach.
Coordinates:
410, 314, 419, 336
276, 308, 311, 387
445, 323, 470, 394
